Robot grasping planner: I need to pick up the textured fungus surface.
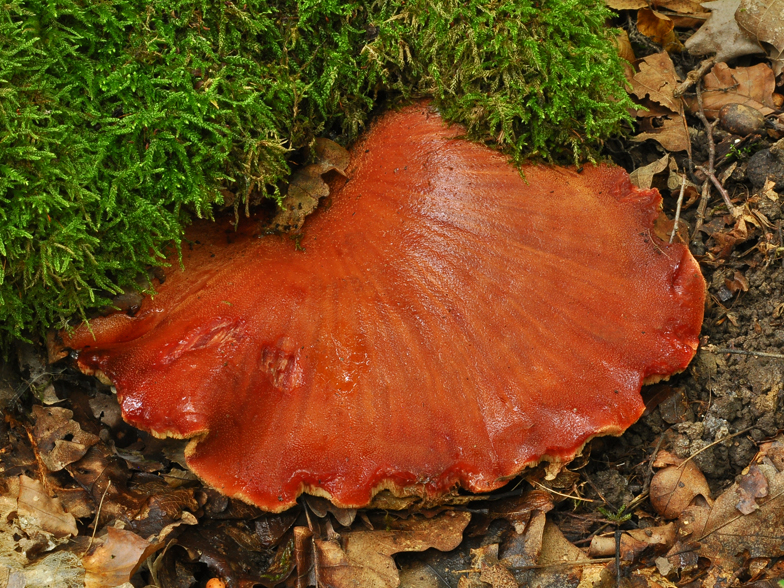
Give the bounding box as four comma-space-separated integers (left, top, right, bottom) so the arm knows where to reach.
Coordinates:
65, 104, 705, 511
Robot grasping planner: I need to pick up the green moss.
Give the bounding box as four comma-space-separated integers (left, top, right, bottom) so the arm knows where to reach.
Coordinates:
0, 0, 633, 346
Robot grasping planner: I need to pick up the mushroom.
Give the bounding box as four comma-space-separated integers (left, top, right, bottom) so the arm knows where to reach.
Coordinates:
64, 104, 705, 512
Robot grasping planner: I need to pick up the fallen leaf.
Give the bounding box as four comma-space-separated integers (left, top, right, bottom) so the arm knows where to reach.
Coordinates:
736, 0, 784, 75
736, 464, 769, 513
299, 510, 470, 588
32, 405, 99, 472
607, 0, 707, 12
630, 154, 670, 189
633, 116, 692, 153
638, 8, 685, 52
684, 0, 766, 62
630, 52, 683, 113
676, 459, 784, 588
473, 544, 517, 588
82, 527, 159, 588
606, 0, 647, 9
650, 458, 712, 519
685, 62, 777, 118
268, 138, 350, 233
629, 53, 692, 153
17, 475, 78, 538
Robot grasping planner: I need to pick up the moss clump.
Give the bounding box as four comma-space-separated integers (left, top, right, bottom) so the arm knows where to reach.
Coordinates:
0, 0, 633, 346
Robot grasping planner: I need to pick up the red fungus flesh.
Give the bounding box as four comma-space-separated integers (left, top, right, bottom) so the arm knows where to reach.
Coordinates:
65, 104, 705, 511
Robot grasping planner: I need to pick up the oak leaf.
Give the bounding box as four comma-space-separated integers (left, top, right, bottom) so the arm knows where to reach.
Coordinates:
684, 0, 765, 62
736, 0, 784, 74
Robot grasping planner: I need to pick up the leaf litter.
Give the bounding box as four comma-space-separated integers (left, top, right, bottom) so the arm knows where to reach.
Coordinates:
3, 3, 784, 583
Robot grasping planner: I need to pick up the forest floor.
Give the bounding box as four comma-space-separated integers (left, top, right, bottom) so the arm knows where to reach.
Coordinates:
2, 2, 784, 587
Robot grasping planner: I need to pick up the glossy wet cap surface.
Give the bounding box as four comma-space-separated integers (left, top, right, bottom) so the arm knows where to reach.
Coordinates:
66, 104, 705, 511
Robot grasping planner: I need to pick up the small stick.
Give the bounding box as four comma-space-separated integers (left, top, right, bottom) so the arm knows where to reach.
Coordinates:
679, 426, 753, 468
778, 220, 783, 269
670, 176, 686, 244
704, 346, 784, 360
673, 58, 715, 98
694, 178, 711, 234
84, 480, 112, 555
694, 82, 738, 216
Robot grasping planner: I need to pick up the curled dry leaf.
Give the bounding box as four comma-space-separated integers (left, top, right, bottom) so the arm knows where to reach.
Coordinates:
634, 116, 692, 153
32, 405, 99, 472
17, 475, 78, 539
630, 154, 670, 190
297, 510, 470, 588
736, 0, 784, 75
629, 52, 691, 153
82, 527, 159, 588
650, 457, 712, 519
685, 62, 776, 119
268, 138, 350, 233
638, 8, 685, 52
684, 0, 765, 62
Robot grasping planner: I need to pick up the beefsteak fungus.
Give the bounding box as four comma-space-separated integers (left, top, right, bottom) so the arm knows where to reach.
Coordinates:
64, 104, 705, 511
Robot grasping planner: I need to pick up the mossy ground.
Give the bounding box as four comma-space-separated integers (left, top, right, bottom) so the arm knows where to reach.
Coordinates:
0, 0, 634, 347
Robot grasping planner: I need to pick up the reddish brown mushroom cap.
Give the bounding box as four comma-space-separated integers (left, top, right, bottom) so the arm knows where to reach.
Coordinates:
65, 104, 705, 511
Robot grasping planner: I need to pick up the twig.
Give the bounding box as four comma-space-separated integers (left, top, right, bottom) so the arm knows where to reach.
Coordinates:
84, 480, 112, 555
673, 58, 715, 98
531, 479, 596, 502
694, 178, 711, 235
703, 345, 784, 360
615, 528, 622, 588
670, 176, 686, 244
693, 81, 738, 217
779, 220, 783, 269
680, 426, 754, 468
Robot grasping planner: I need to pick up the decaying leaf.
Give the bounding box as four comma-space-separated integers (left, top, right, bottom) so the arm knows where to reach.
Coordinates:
634, 116, 692, 153
17, 475, 78, 539
268, 138, 350, 233
638, 8, 685, 52
630, 52, 683, 113
630, 53, 692, 153
685, 62, 777, 118
674, 451, 784, 588
82, 527, 159, 588
32, 405, 99, 472
684, 0, 766, 62
297, 510, 470, 588
650, 453, 712, 519
736, 0, 784, 75
607, 0, 708, 12
630, 154, 670, 189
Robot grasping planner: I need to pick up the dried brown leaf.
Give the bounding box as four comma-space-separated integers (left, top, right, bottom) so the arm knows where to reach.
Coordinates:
638, 8, 685, 51
17, 475, 78, 538
269, 138, 350, 233
650, 460, 712, 519
685, 62, 776, 118
684, 0, 765, 62
736, 464, 769, 514
306, 511, 470, 588
737, 0, 784, 75
82, 527, 159, 588
32, 405, 99, 472
630, 154, 670, 189
630, 52, 683, 113
676, 461, 784, 587
633, 115, 692, 153
606, 0, 647, 9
